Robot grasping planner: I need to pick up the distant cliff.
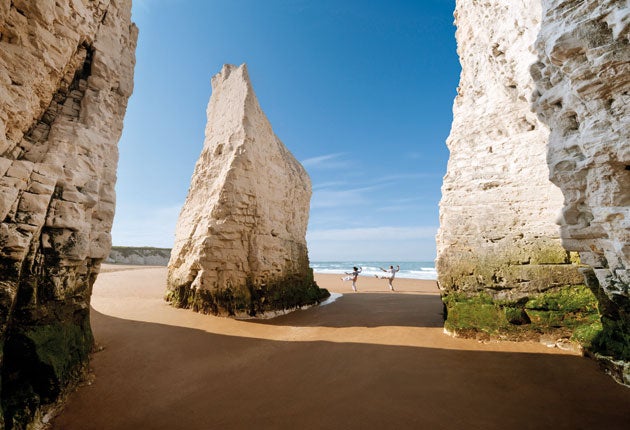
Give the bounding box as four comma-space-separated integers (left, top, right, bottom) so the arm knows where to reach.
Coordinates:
106, 246, 171, 266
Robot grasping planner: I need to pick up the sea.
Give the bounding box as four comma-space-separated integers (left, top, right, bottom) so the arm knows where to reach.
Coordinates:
310, 261, 437, 280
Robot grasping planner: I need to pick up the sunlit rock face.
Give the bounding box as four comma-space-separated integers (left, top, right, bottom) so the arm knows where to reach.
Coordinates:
532, 0, 630, 384
0, 1, 137, 427
436, 1, 591, 342
167, 64, 327, 317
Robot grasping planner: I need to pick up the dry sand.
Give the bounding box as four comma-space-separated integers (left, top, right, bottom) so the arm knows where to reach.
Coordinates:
52, 266, 630, 429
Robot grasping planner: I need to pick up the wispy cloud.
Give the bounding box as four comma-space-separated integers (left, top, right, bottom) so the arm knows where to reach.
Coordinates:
311, 184, 384, 209
301, 153, 347, 169
306, 226, 438, 260
312, 181, 348, 191
307, 226, 438, 241
369, 172, 442, 184
111, 203, 182, 248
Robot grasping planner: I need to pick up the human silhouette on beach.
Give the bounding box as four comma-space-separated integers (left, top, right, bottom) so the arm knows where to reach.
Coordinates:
341, 266, 362, 292
375, 265, 400, 291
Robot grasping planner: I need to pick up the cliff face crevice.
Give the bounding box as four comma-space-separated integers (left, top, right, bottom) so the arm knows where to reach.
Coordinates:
532, 0, 630, 384
0, 1, 137, 427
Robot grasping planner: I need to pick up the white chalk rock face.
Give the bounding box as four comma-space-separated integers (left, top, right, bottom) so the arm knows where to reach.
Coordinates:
532, 0, 630, 383
436, 0, 583, 299
0, 0, 137, 427
167, 64, 327, 317
434, 1, 601, 348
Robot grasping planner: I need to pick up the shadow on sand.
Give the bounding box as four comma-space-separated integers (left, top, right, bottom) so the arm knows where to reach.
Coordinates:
51, 307, 630, 430
252, 293, 446, 328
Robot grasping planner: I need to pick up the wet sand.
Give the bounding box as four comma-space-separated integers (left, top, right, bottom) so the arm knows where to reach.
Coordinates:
52, 266, 630, 429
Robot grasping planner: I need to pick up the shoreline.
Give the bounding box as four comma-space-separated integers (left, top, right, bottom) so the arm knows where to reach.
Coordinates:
51, 265, 630, 429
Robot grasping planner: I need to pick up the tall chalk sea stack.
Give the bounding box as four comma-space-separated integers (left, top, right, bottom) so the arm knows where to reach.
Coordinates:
436, 0, 596, 343
167, 64, 327, 317
532, 0, 630, 383
0, 0, 137, 427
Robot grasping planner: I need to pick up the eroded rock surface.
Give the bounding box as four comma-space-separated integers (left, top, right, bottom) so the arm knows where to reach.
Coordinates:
436, 1, 594, 342
167, 64, 327, 317
532, 0, 630, 383
0, 1, 136, 427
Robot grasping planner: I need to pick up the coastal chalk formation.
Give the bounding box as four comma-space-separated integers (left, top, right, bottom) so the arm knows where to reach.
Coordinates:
0, 1, 136, 427
436, 0, 598, 346
532, 0, 630, 383
106, 246, 171, 266
167, 64, 328, 317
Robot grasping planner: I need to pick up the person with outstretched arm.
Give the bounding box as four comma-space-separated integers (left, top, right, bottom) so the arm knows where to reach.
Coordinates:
341, 266, 362, 292
375, 265, 400, 291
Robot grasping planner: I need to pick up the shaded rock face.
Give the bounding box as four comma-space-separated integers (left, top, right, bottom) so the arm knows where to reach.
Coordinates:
0, 1, 136, 427
532, 0, 630, 383
167, 64, 327, 317
436, 1, 595, 343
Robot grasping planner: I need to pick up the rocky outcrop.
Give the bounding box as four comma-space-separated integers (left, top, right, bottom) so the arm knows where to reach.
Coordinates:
436, 1, 596, 344
532, 0, 630, 384
106, 246, 171, 266
0, 1, 136, 427
167, 64, 327, 317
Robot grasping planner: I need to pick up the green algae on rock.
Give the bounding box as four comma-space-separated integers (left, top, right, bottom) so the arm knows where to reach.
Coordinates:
167, 271, 329, 317
442, 284, 601, 347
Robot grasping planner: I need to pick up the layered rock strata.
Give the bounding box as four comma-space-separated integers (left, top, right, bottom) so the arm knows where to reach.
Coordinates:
437, 1, 596, 343
167, 64, 327, 317
532, 0, 630, 383
0, 1, 136, 427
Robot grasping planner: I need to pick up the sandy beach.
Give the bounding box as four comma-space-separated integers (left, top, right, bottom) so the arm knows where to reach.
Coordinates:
51, 266, 630, 429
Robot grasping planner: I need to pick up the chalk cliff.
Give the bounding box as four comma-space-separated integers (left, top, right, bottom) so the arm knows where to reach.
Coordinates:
532, 0, 630, 384
167, 64, 327, 317
106, 246, 171, 266
436, 0, 595, 344
0, 0, 136, 427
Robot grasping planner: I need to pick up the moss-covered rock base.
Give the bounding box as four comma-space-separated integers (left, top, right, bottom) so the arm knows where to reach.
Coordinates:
0, 254, 98, 429
166, 271, 330, 318
1, 319, 93, 428
442, 284, 601, 347
580, 269, 630, 386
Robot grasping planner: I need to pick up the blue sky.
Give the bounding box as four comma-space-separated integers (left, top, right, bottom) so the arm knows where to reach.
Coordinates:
112, 0, 459, 261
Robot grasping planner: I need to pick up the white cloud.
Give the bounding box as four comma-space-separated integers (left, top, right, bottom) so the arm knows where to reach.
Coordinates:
307, 226, 437, 241
311, 183, 386, 209
111, 203, 182, 248
306, 226, 438, 261
312, 181, 348, 191
301, 153, 347, 168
